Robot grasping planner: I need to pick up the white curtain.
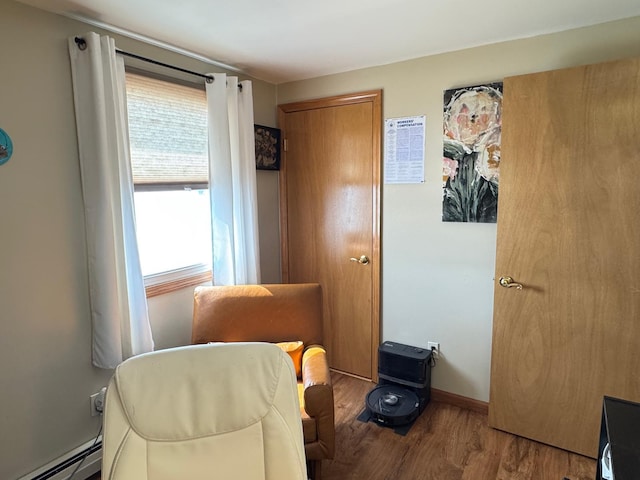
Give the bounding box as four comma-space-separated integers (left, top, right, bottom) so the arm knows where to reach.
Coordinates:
206, 73, 261, 285
68, 32, 154, 369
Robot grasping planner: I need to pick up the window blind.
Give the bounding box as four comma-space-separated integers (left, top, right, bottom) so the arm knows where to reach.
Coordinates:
125, 72, 208, 187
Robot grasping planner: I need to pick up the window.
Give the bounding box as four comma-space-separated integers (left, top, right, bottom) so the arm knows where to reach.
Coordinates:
125, 72, 212, 296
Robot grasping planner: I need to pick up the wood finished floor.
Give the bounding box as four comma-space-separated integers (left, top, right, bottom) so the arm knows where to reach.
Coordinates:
90, 372, 597, 480
324, 373, 596, 480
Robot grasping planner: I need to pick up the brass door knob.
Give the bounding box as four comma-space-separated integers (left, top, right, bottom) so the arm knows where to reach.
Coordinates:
499, 276, 523, 290
350, 255, 370, 265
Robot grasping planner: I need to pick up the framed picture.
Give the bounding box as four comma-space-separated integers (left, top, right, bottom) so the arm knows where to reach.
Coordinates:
442, 82, 503, 223
254, 124, 281, 170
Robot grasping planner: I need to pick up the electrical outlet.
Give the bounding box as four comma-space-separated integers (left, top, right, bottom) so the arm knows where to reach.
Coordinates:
89, 387, 107, 417
427, 341, 440, 357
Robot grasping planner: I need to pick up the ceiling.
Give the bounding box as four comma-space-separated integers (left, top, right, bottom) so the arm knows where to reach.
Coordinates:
17, 0, 640, 84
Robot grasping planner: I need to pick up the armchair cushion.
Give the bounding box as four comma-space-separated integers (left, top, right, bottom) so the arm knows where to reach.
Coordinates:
276, 341, 304, 378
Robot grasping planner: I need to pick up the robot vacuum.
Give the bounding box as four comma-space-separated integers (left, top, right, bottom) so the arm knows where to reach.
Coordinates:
365, 384, 420, 427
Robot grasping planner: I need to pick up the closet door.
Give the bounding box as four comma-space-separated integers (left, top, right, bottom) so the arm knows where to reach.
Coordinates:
489, 57, 640, 457
278, 91, 381, 380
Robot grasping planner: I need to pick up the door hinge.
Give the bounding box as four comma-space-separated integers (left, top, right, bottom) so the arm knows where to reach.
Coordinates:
283, 138, 288, 152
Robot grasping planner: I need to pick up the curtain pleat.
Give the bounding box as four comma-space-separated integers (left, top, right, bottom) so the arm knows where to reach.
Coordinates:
206, 73, 261, 285
68, 32, 154, 368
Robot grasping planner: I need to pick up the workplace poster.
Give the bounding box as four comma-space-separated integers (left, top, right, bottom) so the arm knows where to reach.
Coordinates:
384, 115, 425, 184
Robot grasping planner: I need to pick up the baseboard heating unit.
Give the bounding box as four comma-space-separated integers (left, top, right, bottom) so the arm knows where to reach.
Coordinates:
18, 436, 101, 480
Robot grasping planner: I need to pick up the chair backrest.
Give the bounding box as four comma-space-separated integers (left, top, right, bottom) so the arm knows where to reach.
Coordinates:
192, 283, 323, 346
102, 343, 308, 480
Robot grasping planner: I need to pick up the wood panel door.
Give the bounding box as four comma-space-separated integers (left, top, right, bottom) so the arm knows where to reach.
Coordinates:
489, 57, 640, 457
278, 91, 381, 379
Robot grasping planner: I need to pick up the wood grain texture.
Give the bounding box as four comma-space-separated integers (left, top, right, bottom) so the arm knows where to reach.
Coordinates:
490, 56, 640, 457
145, 270, 211, 298
278, 92, 382, 380
323, 373, 596, 480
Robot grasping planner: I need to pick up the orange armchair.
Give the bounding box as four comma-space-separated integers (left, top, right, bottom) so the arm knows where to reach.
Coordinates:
192, 283, 335, 479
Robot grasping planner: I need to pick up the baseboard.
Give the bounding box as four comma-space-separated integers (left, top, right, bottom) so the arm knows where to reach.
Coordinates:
18, 436, 102, 480
431, 388, 489, 415
331, 369, 489, 415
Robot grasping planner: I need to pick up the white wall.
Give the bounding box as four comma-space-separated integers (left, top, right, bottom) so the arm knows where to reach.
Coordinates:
277, 15, 640, 403
0, 2, 278, 478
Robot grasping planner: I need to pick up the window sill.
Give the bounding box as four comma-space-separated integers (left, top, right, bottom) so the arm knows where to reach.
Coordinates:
145, 269, 212, 298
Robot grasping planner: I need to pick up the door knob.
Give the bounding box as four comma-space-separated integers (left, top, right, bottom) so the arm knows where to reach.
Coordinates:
350, 255, 370, 265
499, 276, 523, 290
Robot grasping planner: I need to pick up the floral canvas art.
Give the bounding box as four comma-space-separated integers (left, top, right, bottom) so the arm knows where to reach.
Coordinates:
254, 124, 281, 170
442, 83, 502, 223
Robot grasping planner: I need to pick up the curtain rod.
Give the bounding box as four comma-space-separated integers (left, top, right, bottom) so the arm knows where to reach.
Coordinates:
73, 36, 242, 89
116, 49, 215, 84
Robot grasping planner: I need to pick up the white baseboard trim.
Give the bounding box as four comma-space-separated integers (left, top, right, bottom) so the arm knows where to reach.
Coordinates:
18, 436, 102, 480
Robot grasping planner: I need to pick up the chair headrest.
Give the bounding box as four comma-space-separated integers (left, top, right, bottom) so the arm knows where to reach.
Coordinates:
110, 343, 292, 441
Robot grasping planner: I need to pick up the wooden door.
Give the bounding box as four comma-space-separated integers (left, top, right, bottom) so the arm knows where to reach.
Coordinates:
278, 91, 381, 379
489, 57, 640, 457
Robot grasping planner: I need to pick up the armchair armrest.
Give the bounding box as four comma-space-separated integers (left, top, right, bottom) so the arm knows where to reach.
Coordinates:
301, 345, 335, 459
302, 345, 331, 390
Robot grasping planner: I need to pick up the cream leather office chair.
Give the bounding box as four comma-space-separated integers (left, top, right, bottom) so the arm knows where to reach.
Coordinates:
102, 342, 308, 480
